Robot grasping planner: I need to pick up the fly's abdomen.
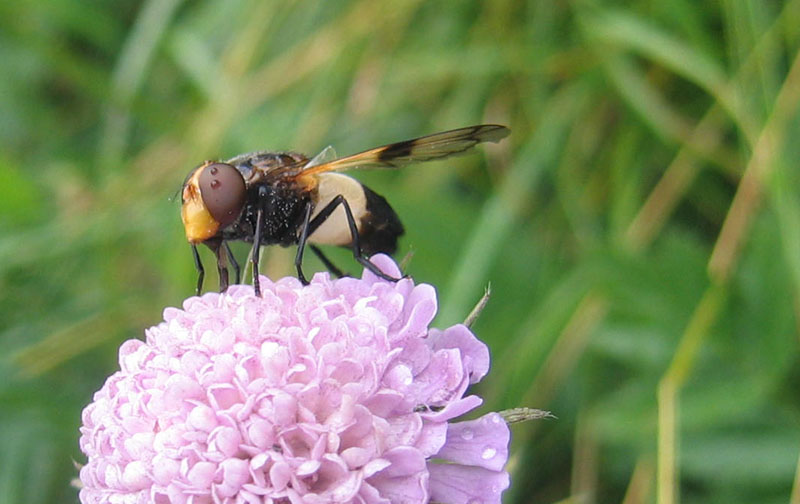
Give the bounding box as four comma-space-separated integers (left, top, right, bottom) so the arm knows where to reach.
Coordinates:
358, 185, 404, 255
307, 173, 404, 255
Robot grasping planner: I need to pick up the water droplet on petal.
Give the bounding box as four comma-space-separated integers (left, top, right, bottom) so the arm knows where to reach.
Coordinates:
461, 429, 474, 440
482, 446, 497, 459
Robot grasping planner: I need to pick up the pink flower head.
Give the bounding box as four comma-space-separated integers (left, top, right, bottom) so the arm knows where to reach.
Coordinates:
79, 255, 510, 504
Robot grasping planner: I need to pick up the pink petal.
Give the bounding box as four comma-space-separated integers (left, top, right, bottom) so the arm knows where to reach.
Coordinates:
362, 389, 404, 417
419, 395, 483, 422
269, 461, 291, 490
187, 461, 217, 488
216, 458, 250, 497
372, 446, 426, 478
272, 392, 298, 426
428, 325, 490, 384
121, 460, 150, 490
407, 348, 466, 404
362, 254, 403, 281
368, 471, 429, 504
207, 382, 240, 411
357, 482, 391, 504
187, 404, 218, 432
362, 458, 391, 478
296, 459, 321, 476
329, 472, 362, 502
415, 421, 448, 457
436, 413, 510, 471
392, 285, 437, 342
163, 374, 203, 404
151, 455, 180, 485
428, 463, 509, 504
341, 447, 371, 469
392, 337, 431, 378
209, 425, 242, 458
383, 413, 423, 450
119, 340, 146, 372
245, 418, 274, 450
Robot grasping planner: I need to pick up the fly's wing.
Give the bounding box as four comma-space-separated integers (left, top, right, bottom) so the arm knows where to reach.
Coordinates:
304, 145, 337, 168
284, 124, 509, 180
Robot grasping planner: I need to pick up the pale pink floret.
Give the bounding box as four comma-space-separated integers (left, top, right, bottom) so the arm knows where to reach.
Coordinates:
79, 255, 509, 504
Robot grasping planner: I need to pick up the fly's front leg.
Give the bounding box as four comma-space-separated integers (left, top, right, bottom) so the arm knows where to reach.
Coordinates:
207, 239, 230, 292
307, 195, 402, 282
191, 245, 205, 295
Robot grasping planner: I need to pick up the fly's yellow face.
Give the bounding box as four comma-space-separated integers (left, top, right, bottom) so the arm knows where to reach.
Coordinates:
181, 162, 246, 243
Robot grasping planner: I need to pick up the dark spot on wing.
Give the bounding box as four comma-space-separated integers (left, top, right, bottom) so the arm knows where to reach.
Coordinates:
377, 139, 415, 163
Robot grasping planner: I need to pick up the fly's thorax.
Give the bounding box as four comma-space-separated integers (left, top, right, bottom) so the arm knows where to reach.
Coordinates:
227, 151, 309, 184
234, 181, 311, 246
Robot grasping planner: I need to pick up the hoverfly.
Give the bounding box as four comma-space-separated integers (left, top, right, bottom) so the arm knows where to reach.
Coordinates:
181, 124, 510, 296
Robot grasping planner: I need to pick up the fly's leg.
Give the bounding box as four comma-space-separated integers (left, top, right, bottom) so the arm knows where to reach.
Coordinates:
207, 239, 229, 292
250, 186, 267, 296
192, 245, 205, 296
224, 241, 240, 285
295, 200, 347, 283
294, 202, 314, 285
310, 245, 346, 278
305, 195, 401, 282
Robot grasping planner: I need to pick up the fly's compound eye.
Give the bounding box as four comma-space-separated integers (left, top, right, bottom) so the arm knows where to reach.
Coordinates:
198, 163, 246, 228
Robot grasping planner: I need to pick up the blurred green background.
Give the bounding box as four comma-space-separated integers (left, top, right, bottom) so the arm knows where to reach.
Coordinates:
2, 0, 800, 503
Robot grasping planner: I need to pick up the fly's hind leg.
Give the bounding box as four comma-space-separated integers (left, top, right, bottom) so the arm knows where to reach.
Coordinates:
293, 201, 349, 284
294, 202, 314, 285
310, 245, 346, 278
305, 195, 402, 283
224, 241, 240, 285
